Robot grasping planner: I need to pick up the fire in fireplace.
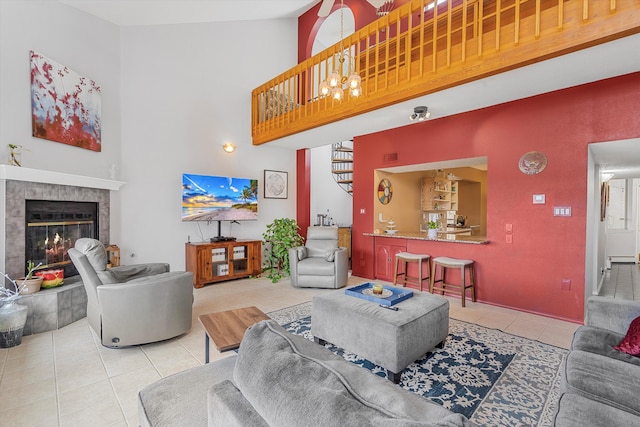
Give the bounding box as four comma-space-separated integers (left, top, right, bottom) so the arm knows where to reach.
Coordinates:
25, 200, 99, 278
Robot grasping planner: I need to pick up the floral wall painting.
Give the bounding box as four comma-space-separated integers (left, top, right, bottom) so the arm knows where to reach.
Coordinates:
30, 51, 102, 152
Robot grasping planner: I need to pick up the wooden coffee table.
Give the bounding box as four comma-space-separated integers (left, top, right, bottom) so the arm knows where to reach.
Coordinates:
198, 306, 270, 363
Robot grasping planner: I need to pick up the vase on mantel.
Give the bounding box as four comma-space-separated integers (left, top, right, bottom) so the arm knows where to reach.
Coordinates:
0, 301, 28, 348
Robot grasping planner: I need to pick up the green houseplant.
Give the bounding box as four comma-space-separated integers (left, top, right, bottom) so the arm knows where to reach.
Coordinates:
18, 261, 43, 294
427, 220, 439, 240
262, 218, 303, 283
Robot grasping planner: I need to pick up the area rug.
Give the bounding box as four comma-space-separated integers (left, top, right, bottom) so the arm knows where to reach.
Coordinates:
268, 302, 567, 427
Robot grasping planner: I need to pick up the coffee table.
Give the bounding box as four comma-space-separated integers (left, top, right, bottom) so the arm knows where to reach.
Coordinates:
198, 306, 270, 362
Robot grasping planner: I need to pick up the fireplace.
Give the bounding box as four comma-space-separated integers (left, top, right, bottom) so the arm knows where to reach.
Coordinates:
25, 200, 99, 278
1, 166, 124, 336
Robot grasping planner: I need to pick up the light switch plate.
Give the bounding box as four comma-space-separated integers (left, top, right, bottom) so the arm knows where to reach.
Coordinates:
554, 207, 572, 217
533, 194, 545, 204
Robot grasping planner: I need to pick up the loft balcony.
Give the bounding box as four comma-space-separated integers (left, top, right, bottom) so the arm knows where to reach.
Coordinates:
251, 0, 640, 146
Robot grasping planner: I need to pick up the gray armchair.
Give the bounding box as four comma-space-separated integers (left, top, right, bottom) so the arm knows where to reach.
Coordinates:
69, 238, 193, 348
288, 226, 348, 289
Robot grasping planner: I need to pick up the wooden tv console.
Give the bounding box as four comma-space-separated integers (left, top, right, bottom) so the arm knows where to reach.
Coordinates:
185, 240, 262, 288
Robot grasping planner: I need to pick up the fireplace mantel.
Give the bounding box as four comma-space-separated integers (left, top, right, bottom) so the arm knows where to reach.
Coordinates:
0, 165, 125, 191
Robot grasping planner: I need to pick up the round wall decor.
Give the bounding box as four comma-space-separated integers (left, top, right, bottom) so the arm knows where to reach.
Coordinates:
518, 151, 547, 175
377, 178, 393, 204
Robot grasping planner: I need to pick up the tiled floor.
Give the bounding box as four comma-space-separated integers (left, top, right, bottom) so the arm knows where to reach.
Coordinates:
0, 275, 582, 427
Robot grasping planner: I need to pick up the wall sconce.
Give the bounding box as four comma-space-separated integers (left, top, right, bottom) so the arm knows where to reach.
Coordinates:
223, 143, 235, 153
410, 106, 430, 122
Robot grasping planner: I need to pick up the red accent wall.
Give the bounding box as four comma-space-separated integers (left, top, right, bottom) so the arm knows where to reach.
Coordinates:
296, 149, 312, 240
351, 72, 640, 322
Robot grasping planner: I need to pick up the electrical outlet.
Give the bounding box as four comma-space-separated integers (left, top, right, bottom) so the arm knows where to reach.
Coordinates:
505, 223, 513, 233
561, 279, 571, 290
506, 235, 513, 244
360, 208, 366, 214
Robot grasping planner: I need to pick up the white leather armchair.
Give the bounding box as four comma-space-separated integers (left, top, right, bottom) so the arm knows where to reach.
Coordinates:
288, 226, 348, 289
69, 238, 193, 348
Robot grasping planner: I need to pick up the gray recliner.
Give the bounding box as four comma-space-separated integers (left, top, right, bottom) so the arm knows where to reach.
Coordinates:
288, 226, 348, 289
68, 238, 193, 348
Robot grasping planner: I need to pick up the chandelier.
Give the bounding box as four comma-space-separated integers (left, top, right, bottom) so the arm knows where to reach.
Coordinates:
318, 0, 362, 101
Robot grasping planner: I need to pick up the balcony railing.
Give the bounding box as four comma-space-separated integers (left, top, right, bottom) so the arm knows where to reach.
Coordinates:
252, 0, 640, 145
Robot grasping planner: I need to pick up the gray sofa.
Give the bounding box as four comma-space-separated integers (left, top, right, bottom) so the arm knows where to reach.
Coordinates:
138, 319, 475, 426
555, 296, 640, 426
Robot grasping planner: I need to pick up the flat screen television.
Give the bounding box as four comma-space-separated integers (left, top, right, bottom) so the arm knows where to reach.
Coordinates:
182, 174, 258, 222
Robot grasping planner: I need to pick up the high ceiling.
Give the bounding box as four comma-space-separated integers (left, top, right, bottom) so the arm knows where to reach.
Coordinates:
59, 0, 321, 26
57, 0, 640, 179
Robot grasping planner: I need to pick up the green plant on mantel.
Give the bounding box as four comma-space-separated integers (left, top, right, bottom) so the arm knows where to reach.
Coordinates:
8, 144, 29, 167
262, 218, 303, 283
428, 220, 439, 229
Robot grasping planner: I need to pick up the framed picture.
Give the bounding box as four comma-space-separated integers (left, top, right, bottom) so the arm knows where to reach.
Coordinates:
264, 170, 288, 199
30, 51, 102, 151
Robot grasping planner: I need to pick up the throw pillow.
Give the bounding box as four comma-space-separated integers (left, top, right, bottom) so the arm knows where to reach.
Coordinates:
614, 316, 640, 357
325, 248, 339, 262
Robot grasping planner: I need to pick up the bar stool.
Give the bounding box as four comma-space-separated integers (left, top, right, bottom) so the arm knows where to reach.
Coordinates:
393, 252, 431, 291
430, 256, 476, 307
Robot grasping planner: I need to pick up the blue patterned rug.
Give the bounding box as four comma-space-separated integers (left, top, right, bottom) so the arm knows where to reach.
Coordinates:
268, 302, 567, 427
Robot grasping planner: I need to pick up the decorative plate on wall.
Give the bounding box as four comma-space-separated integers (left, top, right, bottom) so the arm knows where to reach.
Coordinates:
378, 178, 393, 204
518, 151, 548, 175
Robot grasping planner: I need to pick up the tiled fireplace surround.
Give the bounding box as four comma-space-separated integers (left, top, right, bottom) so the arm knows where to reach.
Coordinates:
1, 166, 124, 335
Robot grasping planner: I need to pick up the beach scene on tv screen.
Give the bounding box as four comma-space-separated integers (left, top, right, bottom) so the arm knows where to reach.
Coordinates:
182, 174, 258, 221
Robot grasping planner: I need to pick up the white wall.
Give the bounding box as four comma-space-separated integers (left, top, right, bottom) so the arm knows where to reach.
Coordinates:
119, 20, 299, 268
1, 1, 301, 272
0, 1, 121, 179
310, 144, 353, 227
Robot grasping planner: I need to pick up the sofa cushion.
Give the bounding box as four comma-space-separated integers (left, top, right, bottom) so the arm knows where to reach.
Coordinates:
138, 355, 237, 427
207, 380, 269, 427
325, 248, 340, 262
297, 257, 335, 276
233, 320, 473, 427
614, 315, 640, 357
565, 326, 640, 417
571, 325, 640, 367
295, 247, 307, 261
555, 392, 640, 427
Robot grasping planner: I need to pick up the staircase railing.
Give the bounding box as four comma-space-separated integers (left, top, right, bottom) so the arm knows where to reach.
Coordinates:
252, 0, 640, 145
331, 141, 354, 195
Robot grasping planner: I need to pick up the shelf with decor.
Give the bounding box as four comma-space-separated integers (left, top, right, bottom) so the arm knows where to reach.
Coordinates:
185, 240, 262, 288
421, 175, 458, 212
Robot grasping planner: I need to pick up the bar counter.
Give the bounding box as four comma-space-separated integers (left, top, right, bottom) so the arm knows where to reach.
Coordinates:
363, 231, 489, 244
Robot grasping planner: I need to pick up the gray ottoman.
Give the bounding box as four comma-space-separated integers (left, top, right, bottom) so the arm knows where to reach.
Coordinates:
312, 287, 449, 383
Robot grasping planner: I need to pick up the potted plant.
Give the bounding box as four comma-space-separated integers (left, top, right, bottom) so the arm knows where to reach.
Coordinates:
0, 262, 40, 347
427, 220, 439, 240
262, 218, 304, 283
17, 260, 43, 294
8, 144, 29, 167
